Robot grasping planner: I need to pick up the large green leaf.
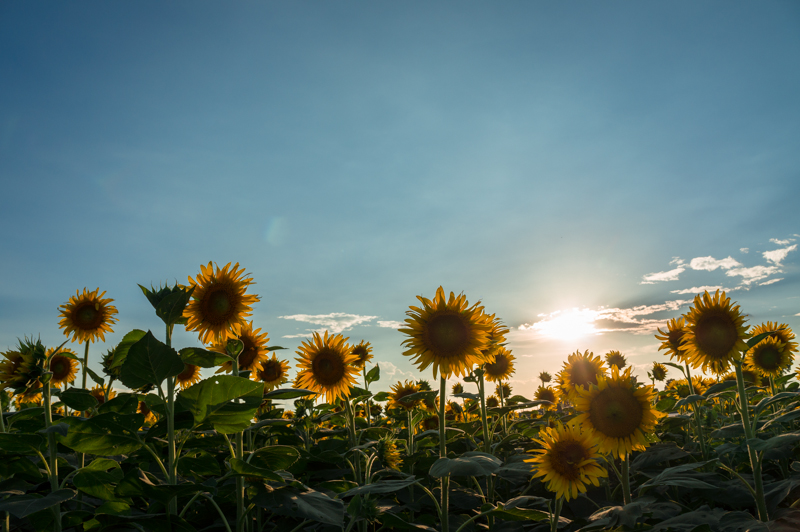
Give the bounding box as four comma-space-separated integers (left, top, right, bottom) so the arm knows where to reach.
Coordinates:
365, 364, 380, 384
703, 380, 737, 397
339, 477, 419, 498
229, 458, 284, 482
747, 432, 800, 452
675, 394, 705, 409
59, 388, 99, 411
178, 347, 231, 368
119, 331, 184, 389
74, 460, 124, 501
109, 330, 147, 370
58, 413, 144, 455
177, 375, 263, 434
429, 452, 501, 478
253, 486, 344, 527
754, 391, 800, 417
98, 393, 139, 415
263, 388, 318, 400
0, 433, 45, 454
0, 489, 75, 518
249, 445, 301, 470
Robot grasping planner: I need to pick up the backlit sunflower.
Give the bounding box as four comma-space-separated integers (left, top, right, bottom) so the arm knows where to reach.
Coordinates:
655, 317, 688, 363
486, 395, 499, 408
351, 341, 374, 369
651, 362, 667, 382
47, 348, 79, 388
58, 288, 118, 344
176, 364, 202, 390
744, 336, 791, 378
750, 322, 798, 355
13, 390, 43, 409
295, 331, 358, 403
604, 351, 627, 369
679, 290, 749, 373
484, 347, 515, 382
0, 350, 36, 392
213, 322, 270, 373
495, 382, 512, 399
539, 371, 552, 384
574, 367, 662, 460
255, 354, 290, 391
400, 287, 492, 378
452, 382, 464, 395
535, 385, 557, 409
479, 313, 510, 360
185, 262, 260, 345
556, 350, 606, 403
90, 385, 116, 405
526, 421, 607, 501
389, 380, 422, 411
282, 410, 295, 420
376, 436, 402, 470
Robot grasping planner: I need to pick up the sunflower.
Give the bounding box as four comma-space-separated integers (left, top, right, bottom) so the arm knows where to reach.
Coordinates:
604, 351, 627, 369
526, 421, 607, 501
535, 385, 557, 409
484, 348, 515, 382
744, 336, 791, 378
47, 348, 79, 388
0, 350, 36, 392
89, 385, 116, 405
655, 317, 688, 363
651, 362, 667, 382
212, 322, 270, 373
495, 382, 512, 399
479, 313, 510, 361
400, 287, 492, 378
556, 350, 606, 403
376, 436, 402, 470
452, 382, 464, 395
282, 410, 295, 420
185, 262, 260, 345
58, 288, 118, 344
539, 371, 552, 384
176, 364, 202, 390
750, 322, 798, 355
137, 401, 158, 425
295, 331, 358, 403
389, 380, 422, 411
351, 341, 374, 369
574, 367, 662, 460
255, 354, 290, 391
13, 390, 43, 409
679, 291, 749, 373
486, 395, 500, 408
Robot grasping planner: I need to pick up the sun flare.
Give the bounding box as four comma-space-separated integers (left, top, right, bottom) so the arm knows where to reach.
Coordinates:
523, 308, 600, 342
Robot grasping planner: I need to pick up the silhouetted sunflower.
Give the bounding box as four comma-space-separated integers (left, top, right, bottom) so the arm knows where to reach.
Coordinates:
58, 288, 118, 344
750, 321, 798, 355
0, 350, 36, 392
484, 348, 515, 382
604, 350, 627, 369
679, 291, 749, 373
351, 341, 374, 369
539, 371, 552, 384
651, 362, 667, 382
574, 367, 663, 459
90, 385, 116, 405
745, 336, 791, 378
655, 317, 688, 363
295, 331, 358, 403
176, 364, 202, 390
213, 322, 270, 373
526, 422, 607, 501
556, 350, 606, 402
255, 354, 290, 391
535, 385, 557, 409
389, 380, 422, 411
185, 262, 260, 344
495, 382, 512, 399
486, 395, 500, 408
451, 382, 464, 395
376, 436, 402, 470
47, 348, 79, 388
400, 287, 492, 378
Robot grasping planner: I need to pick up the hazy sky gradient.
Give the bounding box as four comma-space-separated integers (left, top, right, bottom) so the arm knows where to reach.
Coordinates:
2, 2, 799, 392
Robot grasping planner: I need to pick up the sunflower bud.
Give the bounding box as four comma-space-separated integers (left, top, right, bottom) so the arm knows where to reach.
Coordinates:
138, 283, 195, 327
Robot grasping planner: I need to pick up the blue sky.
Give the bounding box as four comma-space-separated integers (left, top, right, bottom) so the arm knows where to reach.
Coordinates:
1, 2, 799, 393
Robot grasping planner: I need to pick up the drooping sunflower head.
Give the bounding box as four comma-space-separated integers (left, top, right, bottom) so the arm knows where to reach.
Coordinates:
604, 351, 627, 369
89, 385, 116, 406
185, 262, 260, 345
389, 380, 422, 411
295, 331, 359, 403
351, 341, 374, 369
655, 317, 688, 362
495, 382, 512, 399
176, 364, 202, 390
750, 322, 798, 356
212, 321, 270, 374
0, 350, 35, 392
526, 421, 607, 501
745, 336, 792, 378
535, 385, 557, 409
679, 290, 749, 373
574, 366, 663, 460
484, 347, 515, 382
539, 371, 552, 384
255, 354, 290, 391
451, 382, 464, 395
58, 288, 118, 344
47, 348, 79, 388
556, 350, 607, 403
400, 287, 493, 379
376, 435, 402, 469
651, 362, 667, 382
13, 389, 43, 409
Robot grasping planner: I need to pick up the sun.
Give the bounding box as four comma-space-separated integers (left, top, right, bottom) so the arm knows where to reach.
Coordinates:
525, 308, 600, 342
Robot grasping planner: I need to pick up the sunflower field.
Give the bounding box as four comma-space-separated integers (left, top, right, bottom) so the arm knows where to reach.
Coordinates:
2, 263, 800, 532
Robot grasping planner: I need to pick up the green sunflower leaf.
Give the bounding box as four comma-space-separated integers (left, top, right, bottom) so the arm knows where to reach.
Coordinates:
0, 489, 76, 519
177, 375, 263, 434
178, 347, 231, 368
59, 388, 98, 411
119, 331, 184, 389
366, 364, 380, 384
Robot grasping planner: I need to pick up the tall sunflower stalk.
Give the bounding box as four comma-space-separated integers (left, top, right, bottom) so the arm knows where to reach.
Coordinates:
226, 339, 247, 532
41, 369, 62, 532
438, 375, 450, 532
165, 323, 178, 516
733, 359, 769, 521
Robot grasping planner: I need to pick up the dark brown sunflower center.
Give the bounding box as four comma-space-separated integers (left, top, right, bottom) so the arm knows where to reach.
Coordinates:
74, 302, 102, 329
550, 440, 589, 480
393, 388, 417, 408
202, 287, 237, 324
695, 314, 738, 359
260, 360, 283, 382
486, 396, 499, 408
50, 357, 69, 380
178, 364, 198, 382
589, 386, 643, 438
424, 312, 471, 358
668, 329, 685, 352
569, 360, 599, 388
486, 355, 509, 376
537, 389, 556, 403
311, 349, 345, 386
652, 366, 666, 381
138, 401, 151, 416
754, 346, 783, 371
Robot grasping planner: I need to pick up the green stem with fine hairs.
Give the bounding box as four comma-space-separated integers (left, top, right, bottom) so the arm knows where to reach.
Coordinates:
439, 375, 449, 532
734, 362, 769, 521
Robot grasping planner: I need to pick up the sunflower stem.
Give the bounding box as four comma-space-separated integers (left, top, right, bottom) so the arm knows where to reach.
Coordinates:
43, 380, 62, 532
81, 340, 89, 389
620, 455, 631, 506
549, 496, 563, 532
230, 346, 247, 532
165, 324, 178, 516
734, 361, 769, 521
477, 371, 491, 453
439, 375, 449, 532
407, 408, 416, 522
498, 381, 508, 439
684, 363, 708, 460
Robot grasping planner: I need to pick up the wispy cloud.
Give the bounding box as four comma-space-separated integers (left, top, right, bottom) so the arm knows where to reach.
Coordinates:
763, 244, 797, 265
669, 285, 729, 295
641, 266, 685, 284
278, 312, 378, 337
377, 320, 404, 329
378, 361, 417, 382
740, 248, 749, 254
689, 256, 740, 271
759, 278, 783, 286
725, 265, 781, 285
770, 238, 794, 246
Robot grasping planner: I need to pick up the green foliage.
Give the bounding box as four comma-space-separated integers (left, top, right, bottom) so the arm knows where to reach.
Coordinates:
119, 330, 184, 389
177, 374, 263, 433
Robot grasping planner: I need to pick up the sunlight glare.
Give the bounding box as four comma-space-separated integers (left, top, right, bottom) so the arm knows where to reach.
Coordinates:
526, 308, 600, 342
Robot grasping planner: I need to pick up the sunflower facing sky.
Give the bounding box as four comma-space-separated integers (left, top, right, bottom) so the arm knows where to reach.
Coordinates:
295, 331, 359, 403
574, 366, 662, 459
185, 262, 260, 345
255, 353, 290, 391
483, 347, 515, 382
212, 321, 270, 373
58, 288, 118, 344
556, 350, 606, 403
679, 290, 749, 374
526, 421, 607, 501
400, 286, 492, 379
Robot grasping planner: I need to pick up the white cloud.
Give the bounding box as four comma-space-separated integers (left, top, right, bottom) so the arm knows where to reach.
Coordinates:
670, 285, 728, 295
278, 312, 378, 334
377, 361, 416, 382
759, 278, 783, 286
763, 244, 797, 265
377, 320, 404, 329
740, 248, 749, 254
770, 238, 794, 246
725, 265, 781, 285
669, 257, 685, 266
641, 266, 685, 284
688, 256, 741, 271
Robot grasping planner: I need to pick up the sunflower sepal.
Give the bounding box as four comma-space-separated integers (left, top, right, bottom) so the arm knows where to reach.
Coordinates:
226, 339, 245, 358
140, 283, 196, 327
